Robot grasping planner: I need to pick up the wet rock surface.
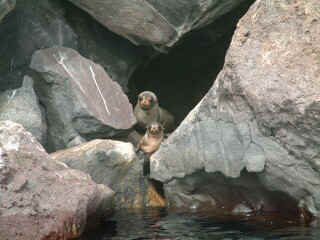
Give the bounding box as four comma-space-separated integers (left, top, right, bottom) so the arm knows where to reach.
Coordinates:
30, 46, 136, 152
67, 0, 248, 50
164, 171, 299, 216
0, 76, 47, 145
150, 0, 320, 216
51, 139, 165, 209
0, 121, 114, 240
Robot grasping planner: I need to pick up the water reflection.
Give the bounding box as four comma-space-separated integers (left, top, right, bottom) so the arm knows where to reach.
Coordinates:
80, 208, 320, 240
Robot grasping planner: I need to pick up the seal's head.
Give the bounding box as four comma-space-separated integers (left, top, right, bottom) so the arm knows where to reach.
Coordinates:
147, 122, 164, 137
137, 91, 158, 110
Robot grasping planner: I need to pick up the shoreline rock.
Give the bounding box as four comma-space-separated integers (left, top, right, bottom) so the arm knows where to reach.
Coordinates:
51, 139, 166, 209
0, 121, 114, 240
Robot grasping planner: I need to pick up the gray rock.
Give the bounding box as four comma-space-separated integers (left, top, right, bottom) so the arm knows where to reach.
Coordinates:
163, 171, 298, 214
67, 135, 86, 148
0, 0, 77, 91
150, 0, 320, 216
0, 75, 47, 145
0, 120, 114, 240
51, 139, 166, 209
30, 46, 136, 151
0, 0, 145, 92
67, 0, 248, 50
0, 0, 15, 22
62, 0, 147, 92
150, 101, 257, 182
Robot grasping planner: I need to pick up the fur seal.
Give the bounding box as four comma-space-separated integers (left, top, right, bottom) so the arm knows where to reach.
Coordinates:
137, 122, 164, 176
134, 91, 175, 133
137, 122, 164, 155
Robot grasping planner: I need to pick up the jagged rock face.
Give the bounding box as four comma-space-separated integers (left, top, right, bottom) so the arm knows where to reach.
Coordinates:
0, 121, 114, 240
30, 46, 136, 152
0, 0, 15, 22
150, 0, 320, 216
51, 139, 165, 209
0, 76, 47, 145
0, 0, 144, 91
67, 0, 248, 50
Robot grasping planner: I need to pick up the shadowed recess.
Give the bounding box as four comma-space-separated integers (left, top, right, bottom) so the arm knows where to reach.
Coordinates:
129, 0, 255, 125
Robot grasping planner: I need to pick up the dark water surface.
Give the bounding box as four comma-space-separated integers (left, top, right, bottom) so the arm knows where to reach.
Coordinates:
80, 209, 320, 240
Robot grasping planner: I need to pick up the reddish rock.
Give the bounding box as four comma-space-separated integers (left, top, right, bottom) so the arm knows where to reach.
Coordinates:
0, 121, 114, 240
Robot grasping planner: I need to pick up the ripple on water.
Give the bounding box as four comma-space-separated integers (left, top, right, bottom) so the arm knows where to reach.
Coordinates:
79, 209, 320, 240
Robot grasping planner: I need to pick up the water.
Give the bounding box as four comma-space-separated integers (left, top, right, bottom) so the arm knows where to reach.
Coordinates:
81, 209, 320, 240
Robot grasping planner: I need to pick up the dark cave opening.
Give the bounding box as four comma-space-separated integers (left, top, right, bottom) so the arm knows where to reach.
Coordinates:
129, 0, 255, 126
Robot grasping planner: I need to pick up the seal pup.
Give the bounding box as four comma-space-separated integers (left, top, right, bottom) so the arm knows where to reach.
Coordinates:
136, 122, 164, 175
137, 122, 164, 155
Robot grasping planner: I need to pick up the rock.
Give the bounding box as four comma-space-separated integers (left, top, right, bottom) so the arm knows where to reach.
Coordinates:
62, 0, 147, 92
30, 46, 136, 152
0, 76, 47, 145
150, 0, 320, 216
219, 0, 320, 216
0, 121, 114, 240
0, 0, 145, 92
0, 0, 77, 91
163, 171, 299, 215
0, 0, 15, 22
51, 139, 165, 209
67, 0, 249, 50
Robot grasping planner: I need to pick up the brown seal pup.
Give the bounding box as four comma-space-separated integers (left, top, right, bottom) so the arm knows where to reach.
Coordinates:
136, 122, 164, 176
137, 122, 164, 155
134, 91, 175, 133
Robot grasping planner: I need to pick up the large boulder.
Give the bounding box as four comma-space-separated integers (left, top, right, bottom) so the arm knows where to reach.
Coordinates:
0, 0, 15, 22
51, 139, 165, 209
67, 0, 249, 50
0, 0, 145, 92
0, 75, 47, 145
30, 46, 136, 152
150, 0, 320, 217
0, 121, 114, 240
